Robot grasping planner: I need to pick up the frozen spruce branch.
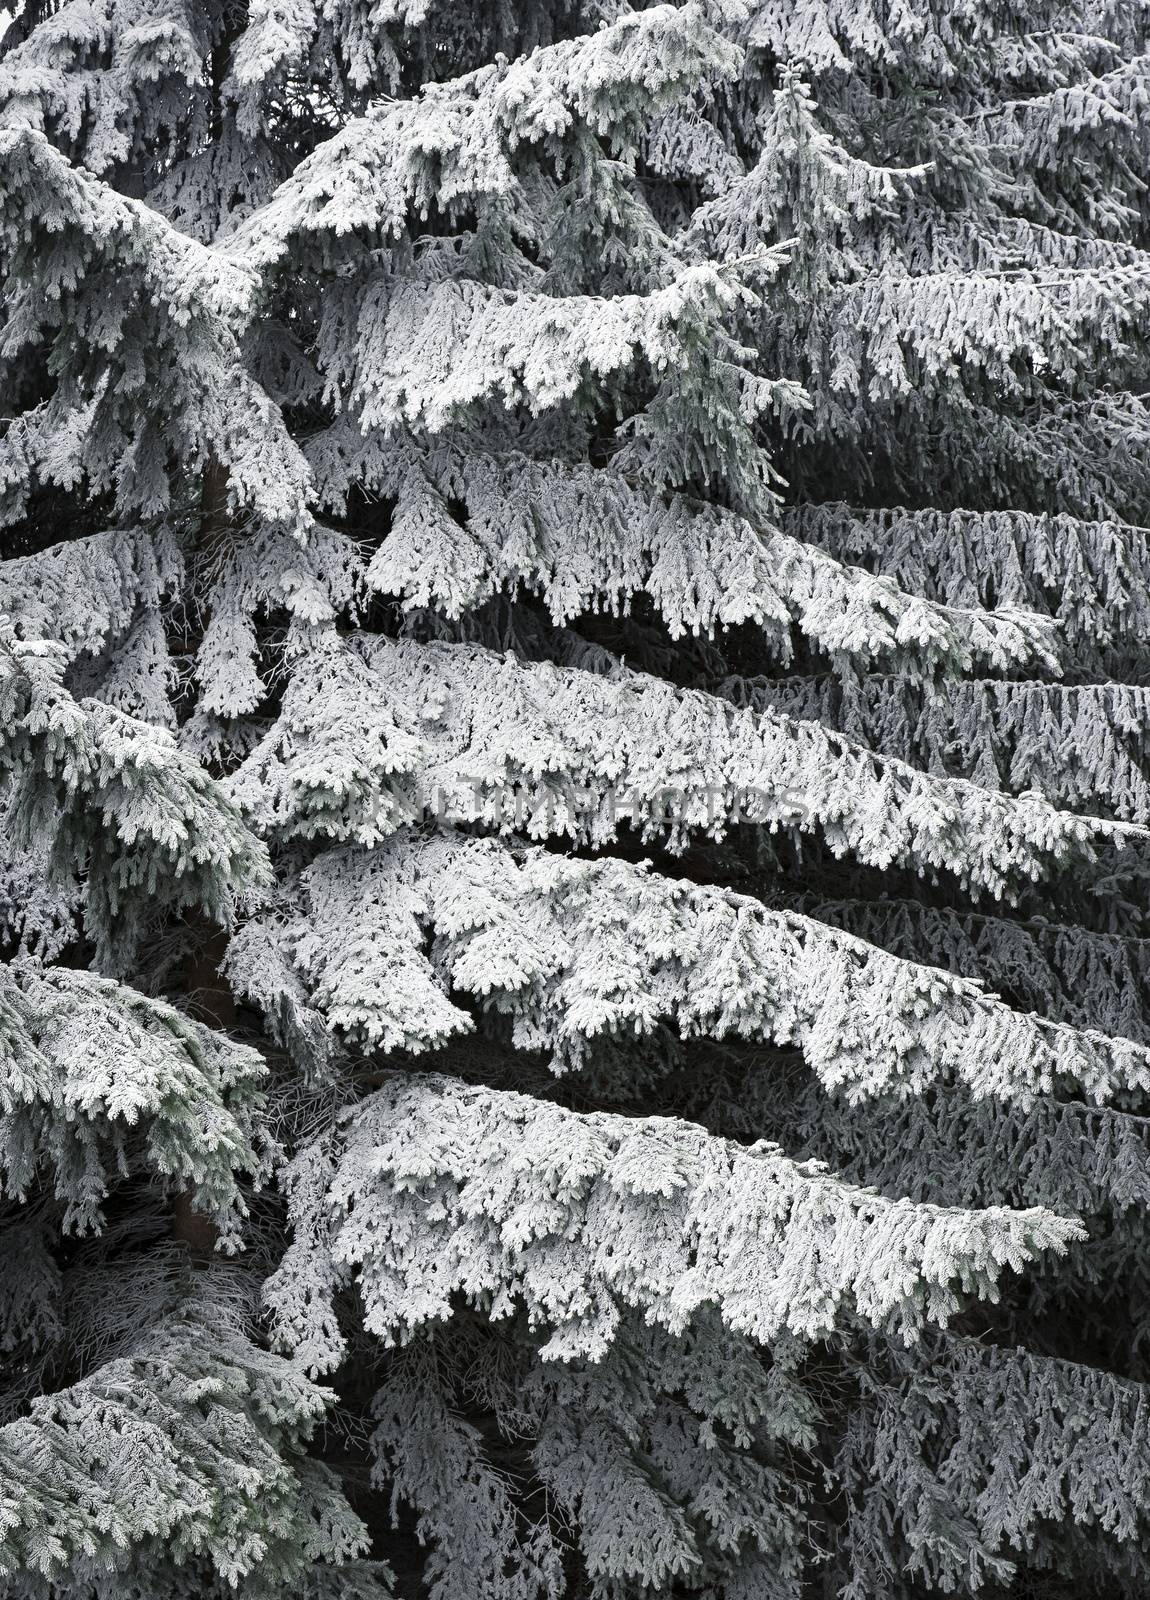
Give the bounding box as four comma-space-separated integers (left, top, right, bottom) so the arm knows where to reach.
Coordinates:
314, 265, 758, 437
805, 265, 1150, 411
5, 0, 1150, 1590
368, 1313, 815, 1600
0, 129, 311, 532
265, 1072, 1083, 1369
786, 500, 1150, 649
640, 100, 746, 196
349, 448, 1063, 671
691, 73, 931, 265
520, 1323, 815, 1595
229, 633, 1121, 897
0, 627, 270, 964
837, 1333, 1150, 1596
889, 217, 1150, 279
309, 258, 794, 513
0, 1221, 62, 1366
0, 959, 265, 1240
974, 52, 1150, 229
187, 521, 364, 721
742, 0, 1005, 76
0, 526, 184, 667
723, 673, 1150, 823
369, 1344, 568, 1600
0, 832, 82, 964
829, 390, 1150, 528
0, 130, 256, 326
0, 527, 184, 732
778, 893, 1150, 1045
0, 0, 208, 171
787, 1080, 1150, 1214
227, 830, 1150, 1102
225, 1, 743, 266
0, 518, 363, 757
0, 1282, 391, 1599
689, 81, 1150, 414
74, 605, 178, 728
0, 0, 284, 238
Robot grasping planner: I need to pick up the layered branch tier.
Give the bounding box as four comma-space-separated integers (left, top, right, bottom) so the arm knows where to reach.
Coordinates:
265, 1072, 1082, 1367
724, 672, 1150, 824
228, 633, 1131, 896
225, 0, 744, 272
838, 1334, 1150, 1595
776, 894, 1150, 1045
3, 0, 1150, 1593
226, 828, 1150, 1101
787, 502, 1150, 652
354, 451, 1062, 670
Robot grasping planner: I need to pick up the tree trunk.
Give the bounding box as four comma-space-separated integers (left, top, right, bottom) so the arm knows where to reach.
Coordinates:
173, 916, 237, 1257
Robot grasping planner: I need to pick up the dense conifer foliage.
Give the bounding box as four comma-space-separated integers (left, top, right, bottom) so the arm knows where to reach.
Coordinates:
2, 0, 1150, 1592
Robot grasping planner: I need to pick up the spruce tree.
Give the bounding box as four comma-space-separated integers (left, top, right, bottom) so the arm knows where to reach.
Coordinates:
1, 0, 1149, 1593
